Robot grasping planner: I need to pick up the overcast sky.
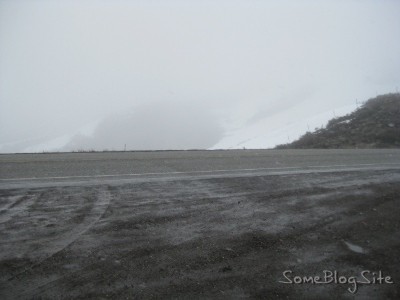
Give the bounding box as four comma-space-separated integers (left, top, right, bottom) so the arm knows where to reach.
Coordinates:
1, 0, 399, 151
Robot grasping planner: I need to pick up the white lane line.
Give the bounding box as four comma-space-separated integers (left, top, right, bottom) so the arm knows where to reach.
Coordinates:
0, 166, 299, 181
1, 163, 400, 182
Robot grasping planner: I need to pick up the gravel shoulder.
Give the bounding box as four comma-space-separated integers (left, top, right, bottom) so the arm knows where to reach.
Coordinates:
1, 169, 400, 299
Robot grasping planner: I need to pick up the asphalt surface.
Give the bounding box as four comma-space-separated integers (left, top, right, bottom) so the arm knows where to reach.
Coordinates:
1, 149, 400, 188
1, 149, 400, 299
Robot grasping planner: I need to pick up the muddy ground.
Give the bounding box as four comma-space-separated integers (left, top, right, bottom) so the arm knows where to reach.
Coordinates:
1, 169, 400, 299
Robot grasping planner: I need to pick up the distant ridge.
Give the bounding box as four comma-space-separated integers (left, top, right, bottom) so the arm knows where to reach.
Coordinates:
276, 93, 400, 149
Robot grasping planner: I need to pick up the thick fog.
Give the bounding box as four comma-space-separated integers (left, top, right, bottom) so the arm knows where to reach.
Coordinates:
66, 101, 223, 151
1, 0, 399, 152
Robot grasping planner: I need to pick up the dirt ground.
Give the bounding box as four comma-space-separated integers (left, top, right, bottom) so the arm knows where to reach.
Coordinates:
1, 169, 400, 299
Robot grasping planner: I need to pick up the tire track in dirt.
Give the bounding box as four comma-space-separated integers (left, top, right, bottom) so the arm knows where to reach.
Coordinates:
38, 188, 111, 260
0, 193, 39, 225
3, 187, 112, 298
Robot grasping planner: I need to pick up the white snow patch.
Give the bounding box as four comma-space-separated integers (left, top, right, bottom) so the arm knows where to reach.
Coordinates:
19, 119, 101, 153
337, 119, 351, 124
23, 134, 75, 153
210, 104, 357, 149
344, 241, 366, 254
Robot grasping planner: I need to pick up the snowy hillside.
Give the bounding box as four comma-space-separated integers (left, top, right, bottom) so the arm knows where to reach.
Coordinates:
276, 93, 400, 149
209, 104, 358, 150
0, 104, 359, 153
0, 120, 100, 153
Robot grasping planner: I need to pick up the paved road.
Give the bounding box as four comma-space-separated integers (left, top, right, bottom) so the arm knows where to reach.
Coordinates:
1, 149, 400, 188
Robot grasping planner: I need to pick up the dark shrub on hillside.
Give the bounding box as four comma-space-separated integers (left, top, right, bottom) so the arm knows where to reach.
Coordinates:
276, 93, 400, 149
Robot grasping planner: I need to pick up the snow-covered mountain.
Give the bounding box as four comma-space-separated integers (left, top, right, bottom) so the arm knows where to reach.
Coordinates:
0, 104, 358, 153
209, 104, 358, 150
0, 120, 100, 153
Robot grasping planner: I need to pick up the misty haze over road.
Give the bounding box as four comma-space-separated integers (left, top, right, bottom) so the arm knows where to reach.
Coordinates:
1, 1, 399, 152
66, 101, 223, 151
1, 1, 400, 295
